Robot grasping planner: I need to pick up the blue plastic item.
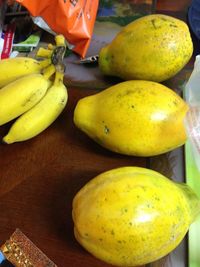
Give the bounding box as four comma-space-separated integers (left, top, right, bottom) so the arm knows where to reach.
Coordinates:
0, 251, 5, 264
188, 0, 200, 39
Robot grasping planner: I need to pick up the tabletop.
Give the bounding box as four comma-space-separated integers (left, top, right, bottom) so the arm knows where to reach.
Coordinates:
0, 0, 195, 266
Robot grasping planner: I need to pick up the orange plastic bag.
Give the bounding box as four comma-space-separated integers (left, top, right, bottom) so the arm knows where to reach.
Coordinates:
15, 0, 99, 58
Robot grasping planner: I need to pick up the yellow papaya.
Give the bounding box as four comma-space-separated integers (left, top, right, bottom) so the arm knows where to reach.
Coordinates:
72, 166, 200, 266
74, 80, 189, 156
99, 14, 193, 82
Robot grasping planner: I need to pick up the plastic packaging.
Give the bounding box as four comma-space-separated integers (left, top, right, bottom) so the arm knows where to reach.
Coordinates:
0, 22, 15, 59
0, 0, 15, 60
15, 0, 99, 58
0, 0, 7, 58
184, 55, 200, 171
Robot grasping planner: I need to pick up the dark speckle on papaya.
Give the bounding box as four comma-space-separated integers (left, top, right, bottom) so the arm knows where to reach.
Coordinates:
117, 90, 135, 99
170, 24, 178, 28
125, 56, 131, 63
150, 90, 157, 96
170, 234, 175, 240
161, 17, 168, 22
151, 19, 157, 29
151, 19, 162, 29
141, 186, 147, 191
125, 90, 134, 95
117, 93, 122, 99
104, 125, 110, 134
101, 227, 106, 233
105, 56, 110, 62
173, 100, 178, 106
61, 97, 66, 104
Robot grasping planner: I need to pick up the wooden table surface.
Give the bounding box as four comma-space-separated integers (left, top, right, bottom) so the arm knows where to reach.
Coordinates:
0, 0, 194, 266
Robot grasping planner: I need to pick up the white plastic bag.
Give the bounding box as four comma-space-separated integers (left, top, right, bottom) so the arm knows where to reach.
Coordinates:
185, 55, 200, 170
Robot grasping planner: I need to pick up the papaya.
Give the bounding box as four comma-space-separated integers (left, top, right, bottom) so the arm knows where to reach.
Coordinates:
98, 14, 193, 82
72, 166, 200, 266
73, 80, 189, 156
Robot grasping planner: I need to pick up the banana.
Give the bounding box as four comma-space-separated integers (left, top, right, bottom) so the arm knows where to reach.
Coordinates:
0, 64, 55, 126
55, 35, 66, 46
47, 43, 56, 50
0, 57, 51, 88
3, 70, 68, 144
36, 47, 53, 58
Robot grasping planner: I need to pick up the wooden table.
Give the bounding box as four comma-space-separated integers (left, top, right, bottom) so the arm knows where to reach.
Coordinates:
0, 0, 194, 266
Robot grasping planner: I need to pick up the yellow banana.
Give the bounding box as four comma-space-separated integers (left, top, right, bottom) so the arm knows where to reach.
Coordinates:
48, 43, 55, 50
3, 70, 68, 144
0, 64, 55, 126
55, 35, 66, 46
36, 47, 53, 58
0, 57, 51, 88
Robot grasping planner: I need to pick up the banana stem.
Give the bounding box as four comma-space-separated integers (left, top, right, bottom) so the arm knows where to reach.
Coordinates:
52, 47, 66, 66
42, 64, 56, 80
52, 36, 66, 67
37, 47, 53, 58
54, 71, 64, 85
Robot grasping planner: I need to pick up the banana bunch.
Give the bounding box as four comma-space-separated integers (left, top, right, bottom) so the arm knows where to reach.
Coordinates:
1, 35, 68, 144
3, 69, 68, 144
